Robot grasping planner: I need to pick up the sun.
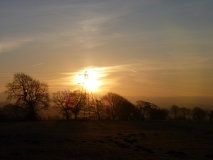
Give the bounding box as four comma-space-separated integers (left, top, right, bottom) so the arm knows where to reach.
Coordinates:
76, 69, 103, 92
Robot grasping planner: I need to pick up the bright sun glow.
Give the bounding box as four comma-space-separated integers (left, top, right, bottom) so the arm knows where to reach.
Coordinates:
76, 69, 103, 92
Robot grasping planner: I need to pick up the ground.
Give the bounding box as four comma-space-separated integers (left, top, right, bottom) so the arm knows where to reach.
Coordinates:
0, 121, 213, 160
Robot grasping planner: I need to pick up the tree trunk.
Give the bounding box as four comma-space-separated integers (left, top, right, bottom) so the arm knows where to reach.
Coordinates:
97, 113, 101, 120
74, 113, 77, 120
27, 107, 37, 121
65, 110, 70, 121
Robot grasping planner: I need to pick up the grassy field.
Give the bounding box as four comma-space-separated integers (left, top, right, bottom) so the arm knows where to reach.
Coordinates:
0, 121, 213, 160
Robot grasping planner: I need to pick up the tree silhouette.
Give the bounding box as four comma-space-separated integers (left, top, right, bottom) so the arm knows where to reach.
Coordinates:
207, 110, 213, 122
1, 104, 27, 121
178, 107, 191, 120
52, 90, 72, 120
143, 102, 158, 120
5, 73, 50, 120
136, 101, 146, 120
170, 105, 179, 120
192, 107, 206, 122
150, 108, 169, 121
135, 101, 168, 121
52, 90, 86, 120
119, 99, 136, 120
69, 90, 86, 120
101, 92, 126, 120
93, 99, 104, 120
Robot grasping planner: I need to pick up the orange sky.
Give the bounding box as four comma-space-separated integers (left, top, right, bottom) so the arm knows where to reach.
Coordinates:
0, 1, 213, 102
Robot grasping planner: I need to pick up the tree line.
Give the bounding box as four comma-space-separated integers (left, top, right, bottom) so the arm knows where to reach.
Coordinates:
0, 73, 213, 122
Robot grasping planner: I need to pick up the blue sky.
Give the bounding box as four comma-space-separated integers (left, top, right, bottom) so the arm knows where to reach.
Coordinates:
0, 0, 213, 99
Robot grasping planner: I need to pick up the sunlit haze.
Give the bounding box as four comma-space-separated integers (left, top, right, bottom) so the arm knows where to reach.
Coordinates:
74, 68, 104, 92
0, 0, 213, 107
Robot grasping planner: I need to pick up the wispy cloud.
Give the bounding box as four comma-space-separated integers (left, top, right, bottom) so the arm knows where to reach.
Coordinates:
39, 2, 128, 49
167, 51, 181, 60
0, 38, 32, 54
113, 33, 123, 36
73, 14, 118, 49
58, 63, 141, 92
31, 63, 43, 67
0, 1, 130, 52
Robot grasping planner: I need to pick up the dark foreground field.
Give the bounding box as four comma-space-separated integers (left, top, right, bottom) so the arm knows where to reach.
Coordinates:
0, 121, 213, 160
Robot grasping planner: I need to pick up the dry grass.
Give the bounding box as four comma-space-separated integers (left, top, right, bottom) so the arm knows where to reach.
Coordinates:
0, 121, 213, 159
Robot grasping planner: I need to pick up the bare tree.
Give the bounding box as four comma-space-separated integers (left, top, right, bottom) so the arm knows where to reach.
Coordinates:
207, 110, 213, 122
143, 102, 158, 120
150, 108, 169, 121
93, 99, 104, 120
135, 101, 158, 120
119, 99, 136, 120
5, 73, 50, 120
52, 90, 86, 120
84, 92, 95, 119
170, 105, 179, 120
101, 92, 126, 120
192, 107, 206, 122
178, 107, 191, 120
136, 101, 146, 120
69, 90, 86, 120
52, 90, 72, 120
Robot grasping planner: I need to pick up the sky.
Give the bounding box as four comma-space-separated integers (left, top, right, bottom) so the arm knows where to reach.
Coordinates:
0, 0, 213, 105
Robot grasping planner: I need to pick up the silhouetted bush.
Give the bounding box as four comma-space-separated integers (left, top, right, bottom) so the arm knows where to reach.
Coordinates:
0, 104, 27, 121
207, 110, 213, 122
119, 100, 136, 120
150, 108, 169, 121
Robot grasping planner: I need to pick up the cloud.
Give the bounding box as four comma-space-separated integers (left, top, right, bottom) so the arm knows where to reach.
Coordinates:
73, 14, 118, 49
0, 1, 131, 52
113, 33, 123, 36
0, 38, 32, 54
31, 63, 43, 67
58, 63, 140, 92
37, 2, 127, 49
